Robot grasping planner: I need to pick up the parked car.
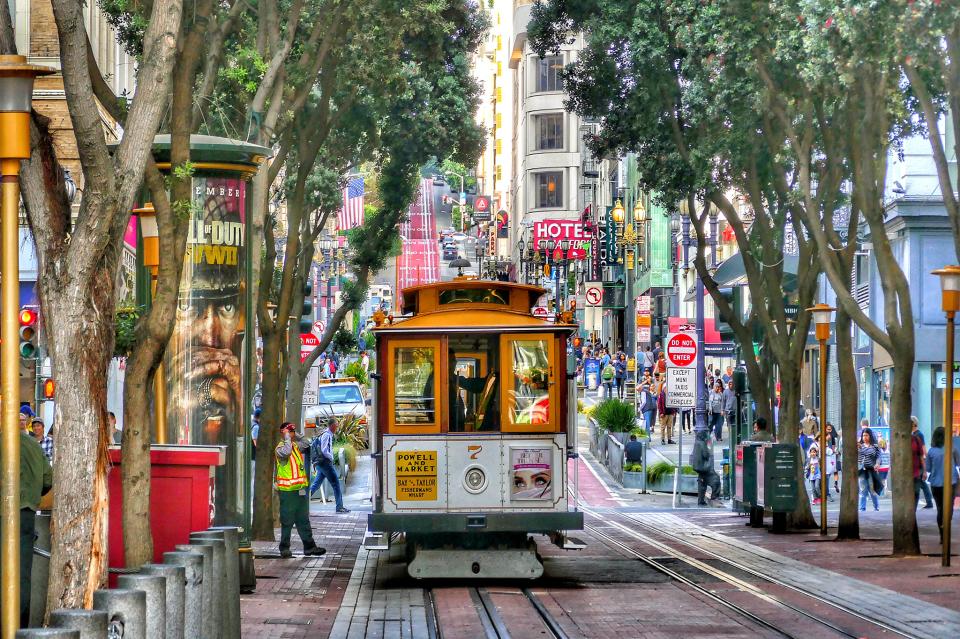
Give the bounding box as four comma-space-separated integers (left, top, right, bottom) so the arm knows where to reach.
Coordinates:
432, 173, 445, 185
442, 244, 459, 260
304, 379, 367, 428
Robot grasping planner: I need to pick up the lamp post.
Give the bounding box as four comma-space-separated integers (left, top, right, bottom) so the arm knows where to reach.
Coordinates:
0, 54, 54, 639
807, 303, 835, 536
933, 265, 960, 566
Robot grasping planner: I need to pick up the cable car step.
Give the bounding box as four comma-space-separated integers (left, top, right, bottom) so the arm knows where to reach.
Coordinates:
363, 532, 390, 551
408, 548, 543, 579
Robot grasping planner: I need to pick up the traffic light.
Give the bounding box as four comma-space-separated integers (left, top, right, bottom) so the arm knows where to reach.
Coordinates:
42, 378, 55, 400
19, 307, 37, 359
299, 281, 314, 333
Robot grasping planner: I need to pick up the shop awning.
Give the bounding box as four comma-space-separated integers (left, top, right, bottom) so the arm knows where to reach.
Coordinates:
683, 252, 801, 301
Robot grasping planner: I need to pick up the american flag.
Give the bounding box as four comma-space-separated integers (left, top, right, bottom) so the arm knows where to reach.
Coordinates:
337, 177, 365, 230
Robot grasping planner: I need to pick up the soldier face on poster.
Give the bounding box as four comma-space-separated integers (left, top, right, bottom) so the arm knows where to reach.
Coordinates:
165, 177, 246, 446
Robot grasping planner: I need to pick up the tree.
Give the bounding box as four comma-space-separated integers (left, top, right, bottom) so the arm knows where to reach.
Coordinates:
530, 0, 824, 526
1, 0, 184, 609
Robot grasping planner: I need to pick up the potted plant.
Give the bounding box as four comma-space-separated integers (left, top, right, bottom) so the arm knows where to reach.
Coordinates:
622, 460, 645, 489
593, 399, 636, 444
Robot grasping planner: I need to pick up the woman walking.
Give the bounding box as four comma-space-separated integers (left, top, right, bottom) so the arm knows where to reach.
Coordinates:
925, 427, 960, 543
707, 381, 725, 441
858, 428, 883, 511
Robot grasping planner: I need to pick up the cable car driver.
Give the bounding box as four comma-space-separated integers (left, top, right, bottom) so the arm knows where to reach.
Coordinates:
446, 351, 499, 431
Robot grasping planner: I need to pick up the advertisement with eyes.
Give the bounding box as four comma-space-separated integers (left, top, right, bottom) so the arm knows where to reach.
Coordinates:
510, 447, 553, 501
163, 176, 246, 520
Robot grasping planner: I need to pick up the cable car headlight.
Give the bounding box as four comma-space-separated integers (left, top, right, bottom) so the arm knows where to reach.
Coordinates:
463, 466, 487, 494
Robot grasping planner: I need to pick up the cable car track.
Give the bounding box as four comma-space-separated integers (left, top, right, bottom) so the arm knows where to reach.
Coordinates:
585, 507, 914, 639
427, 586, 567, 639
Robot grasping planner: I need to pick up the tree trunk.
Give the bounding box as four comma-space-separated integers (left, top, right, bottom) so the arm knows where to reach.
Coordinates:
779, 365, 817, 529
834, 305, 860, 540
42, 272, 116, 610
285, 363, 308, 430
889, 345, 920, 555
252, 329, 285, 540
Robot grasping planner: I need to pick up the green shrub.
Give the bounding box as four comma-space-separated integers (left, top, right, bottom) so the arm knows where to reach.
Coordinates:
681, 464, 697, 476
577, 399, 585, 414
630, 426, 648, 438
333, 413, 367, 451
334, 444, 358, 471
624, 461, 644, 472
343, 360, 369, 387
592, 399, 636, 433
646, 460, 676, 484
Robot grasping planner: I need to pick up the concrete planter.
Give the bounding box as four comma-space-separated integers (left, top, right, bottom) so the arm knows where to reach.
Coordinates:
609, 431, 632, 445
622, 470, 645, 489
646, 473, 699, 495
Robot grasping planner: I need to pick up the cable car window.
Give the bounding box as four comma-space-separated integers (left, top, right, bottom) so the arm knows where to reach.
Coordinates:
507, 339, 551, 425
448, 336, 499, 432
438, 288, 509, 305
394, 346, 437, 425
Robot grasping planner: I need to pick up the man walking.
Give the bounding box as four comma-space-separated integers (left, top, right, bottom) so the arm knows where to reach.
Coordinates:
657, 381, 676, 445
0, 426, 52, 626
722, 380, 737, 441
275, 422, 326, 558
310, 419, 350, 512
911, 417, 934, 509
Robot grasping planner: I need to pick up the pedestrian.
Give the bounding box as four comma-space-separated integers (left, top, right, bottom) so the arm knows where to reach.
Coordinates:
925, 426, 960, 544
721, 366, 733, 385
876, 437, 890, 491
751, 416, 774, 442
275, 422, 326, 558
657, 382, 676, 445
690, 429, 720, 505
800, 409, 818, 437
707, 381, 725, 441
360, 350, 370, 376
614, 353, 627, 399
722, 380, 737, 439
911, 423, 928, 509
251, 408, 261, 456
910, 417, 934, 509
601, 359, 616, 399
109, 411, 121, 444
310, 419, 350, 513
654, 351, 666, 376
624, 434, 644, 463
31, 419, 53, 463
806, 441, 831, 503
824, 422, 840, 493
642, 346, 655, 373
1, 425, 52, 626
858, 428, 882, 512
19, 405, 34, 432
652, 341, 662, 362
679, 407, 692, 434
638, 383, 656, 438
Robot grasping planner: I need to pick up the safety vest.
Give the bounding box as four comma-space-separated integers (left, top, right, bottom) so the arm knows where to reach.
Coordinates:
275, 441, 308, 491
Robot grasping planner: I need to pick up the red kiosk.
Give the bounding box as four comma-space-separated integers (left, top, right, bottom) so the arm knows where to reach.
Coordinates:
107, 445, 226, 573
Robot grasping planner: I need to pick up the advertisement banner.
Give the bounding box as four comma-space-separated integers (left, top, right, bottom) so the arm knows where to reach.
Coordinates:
509, 447, 553, 500
164, 176, 247, 521
496, 209, 509, 238
603, 207, 618, 266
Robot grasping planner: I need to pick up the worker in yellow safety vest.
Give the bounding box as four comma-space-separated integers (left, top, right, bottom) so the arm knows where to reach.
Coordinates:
275, 422, 326, 558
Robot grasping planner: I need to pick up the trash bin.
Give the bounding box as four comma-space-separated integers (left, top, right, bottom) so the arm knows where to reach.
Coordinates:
756, 443, 800, 533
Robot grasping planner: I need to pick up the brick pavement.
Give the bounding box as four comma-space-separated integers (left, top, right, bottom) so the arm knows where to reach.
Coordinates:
240, 511, 366, 638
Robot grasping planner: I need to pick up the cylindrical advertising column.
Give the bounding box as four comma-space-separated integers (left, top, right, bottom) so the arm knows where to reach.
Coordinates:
150, 135, 268, 528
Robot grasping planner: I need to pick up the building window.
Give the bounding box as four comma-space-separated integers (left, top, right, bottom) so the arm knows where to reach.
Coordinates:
536, 56, 564, 92
534, 113, 564, 150
535, 172, 563, 208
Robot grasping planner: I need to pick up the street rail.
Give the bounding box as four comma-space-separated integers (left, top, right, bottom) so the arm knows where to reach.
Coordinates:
427, 586, 566, 639
585, 507, 913, 639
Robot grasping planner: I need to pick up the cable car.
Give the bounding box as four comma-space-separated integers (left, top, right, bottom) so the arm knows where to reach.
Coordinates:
364, 278, 583, 579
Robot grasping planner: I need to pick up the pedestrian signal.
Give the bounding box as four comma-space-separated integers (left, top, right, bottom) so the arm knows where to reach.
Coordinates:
42, 378, 55, 399
19, 307, 37, 359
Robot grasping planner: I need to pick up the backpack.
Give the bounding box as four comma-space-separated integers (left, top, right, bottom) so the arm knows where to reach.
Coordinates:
602, 364, 615, 381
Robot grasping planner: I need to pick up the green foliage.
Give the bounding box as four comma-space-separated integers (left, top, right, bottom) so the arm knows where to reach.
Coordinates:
113, 306, 142, 358
332, 328, 358, 354
333, 444, 358, 472
343, 360, 368, 387
333, 412, 367, 451
646, 461, 675, 484
630, 426, 648, 439
592, 399, 636, 433
624, 461, 644, 473
98, 0, 147, 55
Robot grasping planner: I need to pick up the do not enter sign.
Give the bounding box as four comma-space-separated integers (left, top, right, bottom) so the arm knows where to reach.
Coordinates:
665, 332, 697, 368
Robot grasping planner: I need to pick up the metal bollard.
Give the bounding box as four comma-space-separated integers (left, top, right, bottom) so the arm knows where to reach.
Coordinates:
48, 609, 108, 639
163, 551, 203, 639
141, 563, 185, 639
92, 588, 147, 639
174, 543, 214, 639
117, 574, 166, 639
208, 526, 241, 639
15, 629, 79, 638
187, 536, 225, 639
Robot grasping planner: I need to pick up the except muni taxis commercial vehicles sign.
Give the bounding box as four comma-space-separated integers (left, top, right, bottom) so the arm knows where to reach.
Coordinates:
665, 332, 697, 368
666, 367, 695, 408
395, 450, 438, 501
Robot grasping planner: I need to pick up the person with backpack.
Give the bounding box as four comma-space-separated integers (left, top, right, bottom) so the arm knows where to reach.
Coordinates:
614, 353, 627, 399
601, 359, 616, 399
309, 419, 350, 513
638, 383, 656, 438
690, 429, 720, 505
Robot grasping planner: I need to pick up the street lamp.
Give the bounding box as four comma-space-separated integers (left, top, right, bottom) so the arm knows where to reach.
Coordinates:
611, 199, 625, 226
933, 265, 960, 566
0, 54, 54, 639
807, 302, 835, 536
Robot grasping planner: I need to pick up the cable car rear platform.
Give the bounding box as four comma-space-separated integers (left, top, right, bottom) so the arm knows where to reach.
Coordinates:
367, 511, 583, 534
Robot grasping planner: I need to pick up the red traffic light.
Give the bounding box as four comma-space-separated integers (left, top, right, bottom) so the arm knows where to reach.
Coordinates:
42, 378, 55, 400
19, 308, 37, 326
